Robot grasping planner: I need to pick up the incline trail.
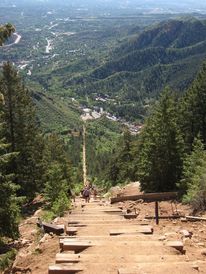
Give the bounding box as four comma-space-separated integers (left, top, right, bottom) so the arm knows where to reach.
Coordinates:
48, 196, 206, 274
82, 124, 87, 186
11, 190, 206, 273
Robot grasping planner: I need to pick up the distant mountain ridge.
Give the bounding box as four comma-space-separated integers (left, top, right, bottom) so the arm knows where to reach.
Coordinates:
64, 18, 206, 120
29, 17, 206, 122
91, 18, 206, 79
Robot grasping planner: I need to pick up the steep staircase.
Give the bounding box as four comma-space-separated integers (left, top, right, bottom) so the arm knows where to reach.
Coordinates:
48, 197, 205, 274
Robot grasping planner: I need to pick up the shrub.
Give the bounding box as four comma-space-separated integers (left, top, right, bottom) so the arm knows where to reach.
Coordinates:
51, 191, 71, 217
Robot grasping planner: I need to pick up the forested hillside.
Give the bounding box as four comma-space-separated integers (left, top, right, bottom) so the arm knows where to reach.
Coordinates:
69, 18, 206, 120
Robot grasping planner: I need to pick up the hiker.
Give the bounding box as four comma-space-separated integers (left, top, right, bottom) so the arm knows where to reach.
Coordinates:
83, 185, 90, 203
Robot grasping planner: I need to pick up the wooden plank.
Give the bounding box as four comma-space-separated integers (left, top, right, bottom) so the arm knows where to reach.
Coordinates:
186, 215, 206, 221
66, 227, 78, 236
55, 253, 188, 263
55, 253, 80, 264
61, 241, 93, 253
166, 241, 184, 253
48, 264, 83, 274
37, 221, 64, 235
109, 226, 153, 236
145, 215, 184, 220
68, 223, 87, 227
123, 213, 138, 219
111, 192, 178, 204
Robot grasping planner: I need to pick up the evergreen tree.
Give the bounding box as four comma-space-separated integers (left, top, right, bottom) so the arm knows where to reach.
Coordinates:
180, 63, 206, 150
136, 88, 184, 192
0, 63, 45, 200
106, 130, 136, 185
0, 98, 19, 239
0, 23, 15, 46
180, 137, 206, 211
44, 134, 73, 208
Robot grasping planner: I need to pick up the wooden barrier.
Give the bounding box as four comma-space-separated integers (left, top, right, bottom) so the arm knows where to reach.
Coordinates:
110, 192, 178, 204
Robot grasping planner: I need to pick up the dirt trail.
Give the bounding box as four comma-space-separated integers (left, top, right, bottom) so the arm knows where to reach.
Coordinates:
48, 197, 206, 274
10, 190, 206, 274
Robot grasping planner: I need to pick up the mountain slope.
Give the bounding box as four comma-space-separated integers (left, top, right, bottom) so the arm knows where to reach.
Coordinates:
62, 18, 206, 120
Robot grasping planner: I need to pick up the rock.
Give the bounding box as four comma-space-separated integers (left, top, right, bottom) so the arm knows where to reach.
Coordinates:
39, 233, 50, 244
12, 266, 31, 273
179, 229, 192, 238
201, 249, 206, 256
53, 217, 59, 223
35, 244, 43, 253
180, 218, 187, 222
34, 209, 42, 217
21, 239, 32, 247
191, 263, 199, 271
31, 229, 37, 236
158, 236, 166, 241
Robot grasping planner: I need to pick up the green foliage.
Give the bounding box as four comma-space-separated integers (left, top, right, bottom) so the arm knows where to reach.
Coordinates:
0, 23, 15, 46
180, 137, 206, 210
0, 112, 20, 239
44, 134, 73, 216
137, 88, 184, 192
106, 130, 137, 185
0, 63, 45, 200
44, 162, 69, 205
180, 63, 206, 149
0, 248, 16, 271
85, 117, 122, 183
51, 191, 71, 217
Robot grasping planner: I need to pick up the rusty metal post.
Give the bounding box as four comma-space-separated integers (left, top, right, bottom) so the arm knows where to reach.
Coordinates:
155, 201, 159, 225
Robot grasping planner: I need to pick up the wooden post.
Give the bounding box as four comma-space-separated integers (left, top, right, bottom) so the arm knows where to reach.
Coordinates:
155, 201, 159, 225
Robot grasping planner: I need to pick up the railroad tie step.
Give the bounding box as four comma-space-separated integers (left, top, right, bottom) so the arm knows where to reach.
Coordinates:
55, 253, 80, 264
48, 264, 83, 274
110, 225, 153, 236
61, 240, 93, 253
166, 241, 184, 253
66, 227, 78, 236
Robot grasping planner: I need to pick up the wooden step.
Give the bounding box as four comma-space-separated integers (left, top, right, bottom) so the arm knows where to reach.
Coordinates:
166, 241, 184, 253
37, 221, 64, 235
66, 227, 78, 236
55, 253, 187, 264
109, 226, 153, 236
123, 214, 138, 219
56, 253, 80, 264
48, 264, 83, 274
61, 241, 93, 253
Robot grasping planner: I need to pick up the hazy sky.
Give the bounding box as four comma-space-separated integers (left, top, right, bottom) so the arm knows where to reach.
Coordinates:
2, 0, 206, 9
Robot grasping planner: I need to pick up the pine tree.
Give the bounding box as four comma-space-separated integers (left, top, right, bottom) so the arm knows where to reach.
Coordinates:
0, 63, 45, 200
44, 134, 73, 208
137, 88, 184, 192
0, 99, 19, 239
179, 137, 206, 211
180, 63, 206, 150
0, 23, 15, 46
106, 130, 136, 185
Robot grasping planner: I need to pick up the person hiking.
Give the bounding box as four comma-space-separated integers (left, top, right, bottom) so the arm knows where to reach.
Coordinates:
83, 185, 90, 203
